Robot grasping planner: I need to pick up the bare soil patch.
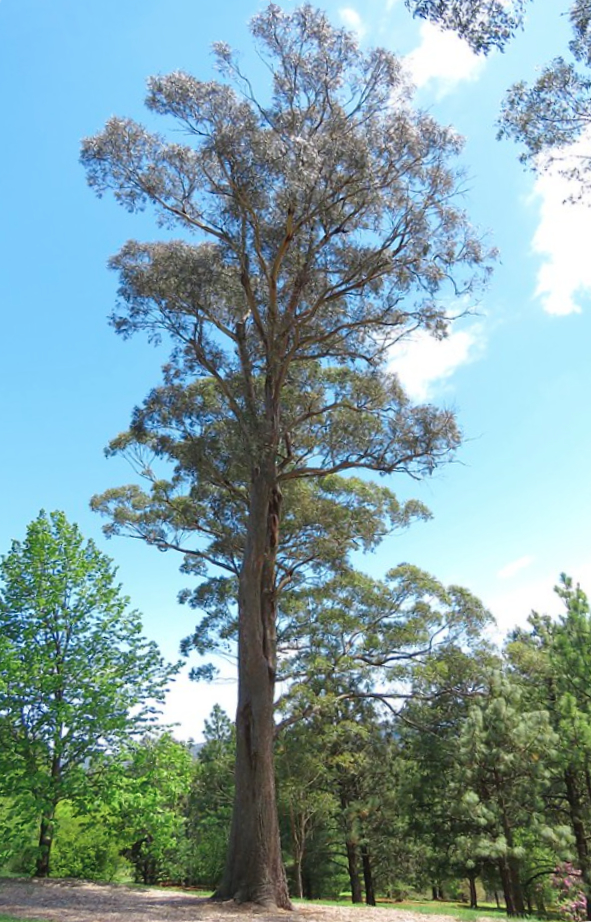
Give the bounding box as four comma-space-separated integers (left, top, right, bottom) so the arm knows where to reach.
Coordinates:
0, 879, 464, 922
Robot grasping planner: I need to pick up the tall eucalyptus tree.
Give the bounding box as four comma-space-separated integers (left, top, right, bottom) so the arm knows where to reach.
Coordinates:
82, 4, 490, 906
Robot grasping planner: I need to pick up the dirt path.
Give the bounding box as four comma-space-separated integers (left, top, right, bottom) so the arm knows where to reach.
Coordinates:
0, 880, 464, 922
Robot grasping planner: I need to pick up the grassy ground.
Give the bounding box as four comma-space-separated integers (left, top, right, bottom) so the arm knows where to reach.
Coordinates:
0, 884, 545, 922
0, 915, 43, 922
385, 902, 513, 921
294, 897, 540, 922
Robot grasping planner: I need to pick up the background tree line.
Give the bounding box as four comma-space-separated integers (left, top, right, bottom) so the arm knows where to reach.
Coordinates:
2, 510, 591, 919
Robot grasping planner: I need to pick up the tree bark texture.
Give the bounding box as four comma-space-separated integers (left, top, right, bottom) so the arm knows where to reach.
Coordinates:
361, 843, 376, 906
496, 780, 525, 917
290, 810, 305, 900
508, 856, 525, 916
468, 870, 478, 909
35, 756, 61, 878
35, 809, 55, 878
345, 840, 363, 903
498, 858, 516, 916
214, 473, 290, 908
292, 856, 304, 901
498, 856, 526, 917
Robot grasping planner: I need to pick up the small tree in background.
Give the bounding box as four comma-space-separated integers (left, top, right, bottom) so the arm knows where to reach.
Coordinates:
0, 510, 179, 878
112, 733, 194, 885
185, 706, 235, 889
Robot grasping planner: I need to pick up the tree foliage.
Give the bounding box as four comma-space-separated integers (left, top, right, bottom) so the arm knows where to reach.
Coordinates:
404, 0, 533, 54
0, 510, 178, 877
81, 3, 491, 906
111, 733, 195, 885
499, 1, 591, 197
507, 575, 591, 917
276, 564, 491, 727
185, 706, 236, 889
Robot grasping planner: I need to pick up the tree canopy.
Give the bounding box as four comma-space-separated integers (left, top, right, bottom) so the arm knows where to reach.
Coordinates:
405, 0, 533, 53
82, 3, 491, 906
0, 510, 178, 878
499, 1, 591, 197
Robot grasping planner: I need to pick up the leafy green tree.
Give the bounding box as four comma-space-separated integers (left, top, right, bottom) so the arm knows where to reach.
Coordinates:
276, 721, 337, 899
0, 796, 37, 875
81, 3, 491, 906
275, 565, 490, 903
508, 576, 591, 918
0, 510, 179, 878
453, 673, 564, 916
50, 801, 125, 882
398, 645, 500, 906
185, 706, 235, 889
277, 564, 491, 727
111, 733, 194, 884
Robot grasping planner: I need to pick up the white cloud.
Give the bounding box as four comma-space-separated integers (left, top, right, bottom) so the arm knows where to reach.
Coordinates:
390, 323, 485, 401
497, 555, 535, 580
404, 21, 485, 98
485, 577, 554, 638
484, 561, 591, 639
339, 7, 366, 37
531, 140, 591, 316
160, 666, 236, 742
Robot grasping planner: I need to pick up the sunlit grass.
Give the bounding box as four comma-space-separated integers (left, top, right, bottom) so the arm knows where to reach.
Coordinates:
385, 903, 510, 920
294, 897, 545, 922
0, 915, 45, 922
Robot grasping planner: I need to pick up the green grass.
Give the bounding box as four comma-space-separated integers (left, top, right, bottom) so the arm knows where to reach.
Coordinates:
391, 902, 501, 916
295, 897, 545, 922
385, 902, 511, 921
0, 915, 45, 922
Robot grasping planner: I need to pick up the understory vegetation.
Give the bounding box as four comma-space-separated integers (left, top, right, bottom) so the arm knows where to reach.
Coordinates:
3, 574, 591, 919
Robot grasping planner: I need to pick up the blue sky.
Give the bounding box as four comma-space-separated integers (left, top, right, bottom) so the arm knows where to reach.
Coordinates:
1, 0, 590, 740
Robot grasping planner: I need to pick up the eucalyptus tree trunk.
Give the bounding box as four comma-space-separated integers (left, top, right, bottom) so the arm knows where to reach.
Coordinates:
293, 856, 304, 901
214, 469, 290, 908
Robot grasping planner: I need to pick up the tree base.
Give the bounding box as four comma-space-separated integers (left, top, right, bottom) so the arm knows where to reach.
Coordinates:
211, 891, 293, 911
